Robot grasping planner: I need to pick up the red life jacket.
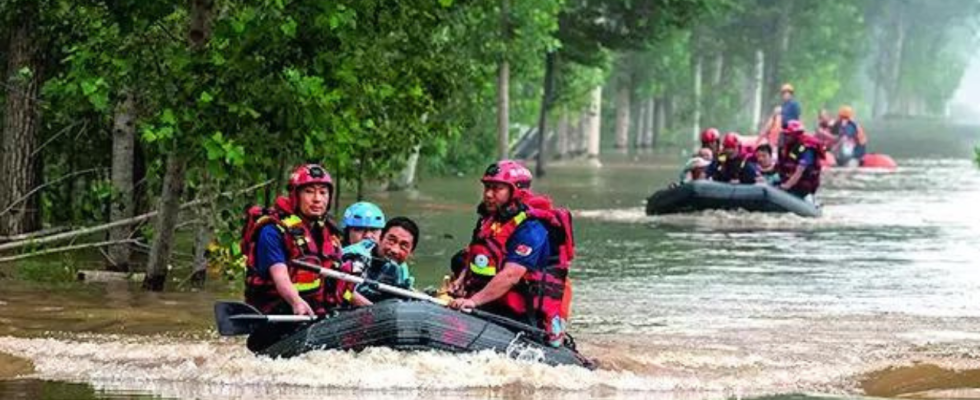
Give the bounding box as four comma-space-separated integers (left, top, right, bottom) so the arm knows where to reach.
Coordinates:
460, 194, 575, 346
240, 196, 351, 315
777, 135, 824, 193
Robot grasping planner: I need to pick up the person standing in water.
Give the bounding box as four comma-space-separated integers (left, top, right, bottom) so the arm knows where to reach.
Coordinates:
779, 83, 801, 130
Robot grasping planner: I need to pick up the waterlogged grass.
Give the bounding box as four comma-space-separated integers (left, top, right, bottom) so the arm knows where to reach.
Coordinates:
13, 257, 79, 284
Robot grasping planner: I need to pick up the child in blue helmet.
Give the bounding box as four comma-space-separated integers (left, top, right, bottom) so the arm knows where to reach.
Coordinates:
341, 202, 387, 268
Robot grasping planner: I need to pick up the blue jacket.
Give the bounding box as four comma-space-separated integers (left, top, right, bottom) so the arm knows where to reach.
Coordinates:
781, 99, 801, 128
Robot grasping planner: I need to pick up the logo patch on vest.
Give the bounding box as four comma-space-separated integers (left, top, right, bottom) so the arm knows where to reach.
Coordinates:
474, 254, 490, 267
515, 244, 533, 256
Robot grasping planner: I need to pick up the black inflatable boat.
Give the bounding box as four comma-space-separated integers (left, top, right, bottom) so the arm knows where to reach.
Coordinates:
251, 300, 594, 369
645, 181, 821, 217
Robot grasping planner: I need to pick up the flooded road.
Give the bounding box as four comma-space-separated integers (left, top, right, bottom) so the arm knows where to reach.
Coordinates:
2, 125, 980, 399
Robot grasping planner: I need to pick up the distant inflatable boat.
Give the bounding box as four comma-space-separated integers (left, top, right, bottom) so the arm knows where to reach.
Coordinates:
832, 151, 898, 170
858, 153, 898, 170
645, 181, 821, 218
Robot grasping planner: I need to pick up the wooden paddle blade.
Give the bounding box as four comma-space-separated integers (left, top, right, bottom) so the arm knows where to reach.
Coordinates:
214, 301, 264, 336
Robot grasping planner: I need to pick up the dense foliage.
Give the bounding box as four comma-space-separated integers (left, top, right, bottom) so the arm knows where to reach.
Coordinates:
1, 0, 978, 288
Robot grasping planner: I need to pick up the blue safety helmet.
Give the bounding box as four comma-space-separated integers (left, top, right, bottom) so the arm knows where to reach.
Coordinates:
342, 202, 386, 229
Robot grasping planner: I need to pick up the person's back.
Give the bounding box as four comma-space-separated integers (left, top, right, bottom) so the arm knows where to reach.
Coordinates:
709, 133, 745, 183
777, 122, 822, 198
710, 153, 741, 183
736, 158, 762, 185
780, 84, 801, 129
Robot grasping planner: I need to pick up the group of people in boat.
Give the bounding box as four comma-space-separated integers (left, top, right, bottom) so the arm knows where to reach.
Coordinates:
680, 83, 872, 200
242, 161, 573, 351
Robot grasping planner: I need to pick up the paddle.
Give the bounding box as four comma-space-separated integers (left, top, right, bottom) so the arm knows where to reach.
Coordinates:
213, 301, 315, 336
291, 259, 549, 341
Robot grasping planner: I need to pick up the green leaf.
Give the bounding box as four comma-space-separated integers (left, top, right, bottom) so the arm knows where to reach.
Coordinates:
88, 92, 109, 112
16, 67, 33, 80
231, 19, 246, 34
280, 18, 298, 38
157, 126, 174, 140
80, 79, 99, 96
211, 52, 226, 66
438, 0, 453, 7
142, 127, 158, 143
199, 91, 214, 104
225, 145, 246, 166
161, 109, 177, 125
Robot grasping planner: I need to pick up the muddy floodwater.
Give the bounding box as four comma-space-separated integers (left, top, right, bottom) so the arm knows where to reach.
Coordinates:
2, 123, 980, 399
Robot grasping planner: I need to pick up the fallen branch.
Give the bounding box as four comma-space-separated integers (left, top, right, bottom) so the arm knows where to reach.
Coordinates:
0, 168, 108, 217
0, 226, 72, 243
0, 239, 138, 264
0, 180, 272, 253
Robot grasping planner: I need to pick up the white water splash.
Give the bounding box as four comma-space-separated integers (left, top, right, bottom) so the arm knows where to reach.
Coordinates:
0, 332, 883, 400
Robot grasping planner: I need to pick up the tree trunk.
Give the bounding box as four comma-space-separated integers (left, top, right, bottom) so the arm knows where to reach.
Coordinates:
614, 82, 630, 151
534, 51, 556, 177
388, 145, 421, 190
645, 98, 656, 148
577, 107, 588, 156
188, 0, 214, 50
586, 86, 602, 166
133, 140, 150, 215
496, 0, 510, 160
189, 171, 212, 289
885, 6, 907, 117
0, 6, 44, 236
692, 55, 703, 147
142, 0, 213, 291
751, 49, 765, 131
189, 201, 211, 289
555, 109, 569, 159
107, 91, 136, 272
654, 97, 665, 149
711, 53, 724, 88
771, 6, 793, 101
142, 153, 187, 291
634, 95, 647, 149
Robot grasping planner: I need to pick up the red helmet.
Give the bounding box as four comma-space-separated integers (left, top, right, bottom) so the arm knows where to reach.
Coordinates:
481, 160, 532, 196
722, 132, 741, 149
288, 163, 333, 195
700, 128, 720, 145
784, 120, 806, 135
